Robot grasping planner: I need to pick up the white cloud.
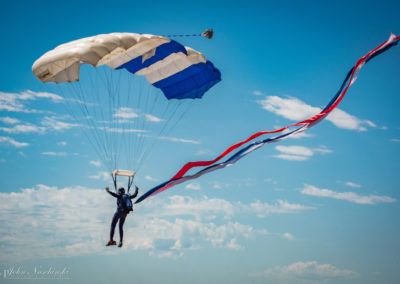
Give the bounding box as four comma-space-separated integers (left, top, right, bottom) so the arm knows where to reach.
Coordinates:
144, 114, 163, 122
225, 238, 244, 250
273, 145, 332, 161
57, 141, 67, 146
301, 184, 396, 204
282, 233, 294, 240
0, 187, 275, 261
252, 90, 263, 96
250, 261, 357, 279
391, 138, 400, 142
102, 127, 146, 133
41, 116, 79, 131
89, 160, 101, 167
158, 136, 200, 144
0, 136, 29, 147
327, 108, 370, 131
257, 95, 376, 131
0, 185, 110, 261
212, 182, 222, 189
157, 195, 237, 220
0, 116, 20, 124
185, 183, 201, 190
211, 181, 231, 189
274, 154, 309, 161
195, 149, 214, 156
345, 181, 361, 188
258, 96, 319, 121
264, 178, 278, 185
145, 175, 157, 182
313, 145, 333, 154
247, 200, 314, 218
41, 152, 67, 156
275, 145, 313, 156
113, 107, 139, 119
18, 151, 26, 157
0, 90, 62, 113
89, 171, 110, 181
0, 124, 46, 134
0, 116, 78, 134
21, 90, 63, 102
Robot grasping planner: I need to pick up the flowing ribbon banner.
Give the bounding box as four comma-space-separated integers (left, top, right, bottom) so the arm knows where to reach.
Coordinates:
136, 34, 399, 204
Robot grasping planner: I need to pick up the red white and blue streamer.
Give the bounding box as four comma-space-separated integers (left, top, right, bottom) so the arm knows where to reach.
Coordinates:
135, 33, 400, 204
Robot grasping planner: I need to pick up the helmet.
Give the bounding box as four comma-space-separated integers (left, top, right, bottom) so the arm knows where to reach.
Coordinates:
118, 187, 125, 195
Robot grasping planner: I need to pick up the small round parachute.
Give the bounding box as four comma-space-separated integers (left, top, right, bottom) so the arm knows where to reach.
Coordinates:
33, 32, 221, 172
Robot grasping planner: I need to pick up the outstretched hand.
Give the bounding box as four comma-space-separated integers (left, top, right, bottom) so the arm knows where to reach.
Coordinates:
105, 186, 110, 192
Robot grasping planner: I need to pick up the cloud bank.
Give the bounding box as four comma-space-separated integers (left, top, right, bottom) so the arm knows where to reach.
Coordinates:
0, 185, 310, 261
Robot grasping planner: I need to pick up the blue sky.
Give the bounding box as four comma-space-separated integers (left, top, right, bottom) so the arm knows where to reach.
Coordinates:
0, 0, 399, 283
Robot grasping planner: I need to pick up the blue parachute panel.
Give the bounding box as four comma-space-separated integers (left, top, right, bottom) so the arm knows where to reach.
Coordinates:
154, 61, 221, 99
117, 41, 187, 74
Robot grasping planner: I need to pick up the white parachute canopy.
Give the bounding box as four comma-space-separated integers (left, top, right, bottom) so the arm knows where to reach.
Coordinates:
32, 32, 221, 173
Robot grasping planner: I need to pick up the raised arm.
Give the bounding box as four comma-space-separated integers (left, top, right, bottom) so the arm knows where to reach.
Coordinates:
130, 186, 139, 199
105, 187, 118, 198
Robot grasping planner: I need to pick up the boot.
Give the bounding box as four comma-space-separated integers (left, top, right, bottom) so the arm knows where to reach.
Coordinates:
106, 240, 117, 246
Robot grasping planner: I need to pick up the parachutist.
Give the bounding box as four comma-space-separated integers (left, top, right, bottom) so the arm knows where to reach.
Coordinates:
105, 185, 139, 247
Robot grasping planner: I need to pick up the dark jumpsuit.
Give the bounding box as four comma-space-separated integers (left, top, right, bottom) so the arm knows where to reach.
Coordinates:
107, 188, 138, 242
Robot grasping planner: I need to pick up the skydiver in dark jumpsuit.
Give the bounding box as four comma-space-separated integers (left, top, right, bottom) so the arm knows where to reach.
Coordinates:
105, 186, 139, 247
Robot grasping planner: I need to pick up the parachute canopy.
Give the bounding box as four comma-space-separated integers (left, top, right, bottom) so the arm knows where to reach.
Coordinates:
32, 32, 221, 172
33, 33, 221, 100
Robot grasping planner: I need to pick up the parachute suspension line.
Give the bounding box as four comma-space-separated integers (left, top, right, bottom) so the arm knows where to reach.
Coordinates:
128, 176, 134, 193
104, 67, 118, 170
122, 70, 133, 170
135, 87, 165, 170
136, 97, 175, 169
133, 78, 147, 166
70, 77, 108, 169
104, 66, 124, 171
136, 71, 204, 170
163, 29, 214, 39
135, 98, 194, 173
122, 70, 139, 171
113, 68, 128, 170
134, 78, 154, 169
54, 75, 112, 172
112, 68, 124, 170
93, 67, 114, 171
133, 75, 147, 168
112, 173, 117, 190
136, 86, 165, 168
127, 72, 141, 170
46, 83, 105, 171
89, 68, 110, 170
138, 77, 164, 169
82, 69, 113, 171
